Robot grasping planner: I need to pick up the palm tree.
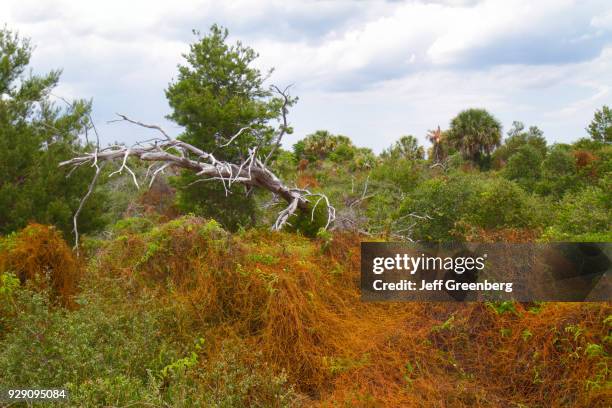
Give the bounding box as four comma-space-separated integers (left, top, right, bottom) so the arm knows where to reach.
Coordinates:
447, 109, 502, 163
383, 135, 424, 160
426, 126, 442, 163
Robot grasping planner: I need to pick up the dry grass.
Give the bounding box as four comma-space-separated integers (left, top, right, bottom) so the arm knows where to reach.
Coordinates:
0, 223, 80, 307
7, 218, 610, 406
297, 173, 320, 189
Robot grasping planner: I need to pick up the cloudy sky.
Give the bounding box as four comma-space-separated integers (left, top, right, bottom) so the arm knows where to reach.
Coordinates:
3, 0, 612, 151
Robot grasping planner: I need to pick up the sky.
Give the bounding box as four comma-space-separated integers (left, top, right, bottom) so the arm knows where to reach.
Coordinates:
3, 0, 612, 152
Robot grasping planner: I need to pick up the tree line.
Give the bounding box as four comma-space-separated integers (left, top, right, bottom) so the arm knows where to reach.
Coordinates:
1, 24, 610, 242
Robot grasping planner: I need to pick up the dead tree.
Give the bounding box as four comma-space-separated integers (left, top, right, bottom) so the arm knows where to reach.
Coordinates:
61, 112, 335, 251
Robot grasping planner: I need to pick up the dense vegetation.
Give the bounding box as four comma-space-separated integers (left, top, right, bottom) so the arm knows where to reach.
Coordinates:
0, 221, 610, 407
0, 28, 106, 238
0, 25, 611, 407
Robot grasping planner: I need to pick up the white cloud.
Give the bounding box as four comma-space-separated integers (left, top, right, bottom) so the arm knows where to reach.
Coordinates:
286, 45, 612, 151
591, 9, 612, 29
2, 0, 611, 149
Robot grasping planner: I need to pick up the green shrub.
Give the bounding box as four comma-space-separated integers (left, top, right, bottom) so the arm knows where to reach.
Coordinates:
371, 156, 423, 193
463, 178, 544, 230
270, 149, 298, 180
0, 287, 180, 391
542, 180, 611, 241
284, 200, 331, 238
398, 173, 482, 241
112, 216, 156, 235
0, 276, 296, 407
493, 121, 547, 166
351, 147, 377, 171
399, 173, 544, 241
189, 341, 296, 407
172, 174, 260, 232
329, 143, 356, 163
537, 145, 578, 198
293, 130, 356, 163
502, 144, 543, 191
446, 153, 465, 170
380, 135, 425, 161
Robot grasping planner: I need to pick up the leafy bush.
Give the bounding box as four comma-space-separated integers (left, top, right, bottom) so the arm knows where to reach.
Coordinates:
583, 143, 612, 182
398, 173, 482, 241
493, 121, 547, 167
0, 278, 298, 407
270, 149, 299, 181
380, 135, 425, 161
399, 173, 544, 241
446, 152, 466, 170
173, 173, 260, 231
542, 179, 611, 241
284, 201, 331, 238
351, 147, 377, 171
112, 216, 156, 235
502, 144, 543, 191
0, 285, 180, 398
537, 144, 578, 198
462, 178, 544, 230
186, 341, 296, 407
371, 155, 424, 193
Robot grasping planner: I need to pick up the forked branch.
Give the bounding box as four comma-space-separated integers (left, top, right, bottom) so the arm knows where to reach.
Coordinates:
61, 114, 335, 251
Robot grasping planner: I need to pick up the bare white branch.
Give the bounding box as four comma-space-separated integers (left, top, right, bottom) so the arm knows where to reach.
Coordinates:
72, 162, 105, 254
109, 113, 172, 141
219, 126, 251, 148
264, 84, 294, 165
61, 117, 335, 244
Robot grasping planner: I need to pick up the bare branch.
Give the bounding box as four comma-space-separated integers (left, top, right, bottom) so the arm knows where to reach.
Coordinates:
264, 84, 293, 165
219, 126, 251, 148
398, 212, 433, 221
361, 172, 370, 200
72, 162, 105, 254
109, 113, 172, 141
149, 163, 171, 188
61, 117, 335, 243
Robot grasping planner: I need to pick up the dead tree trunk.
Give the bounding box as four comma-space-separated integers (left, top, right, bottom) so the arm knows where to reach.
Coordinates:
61, 114, 335, 250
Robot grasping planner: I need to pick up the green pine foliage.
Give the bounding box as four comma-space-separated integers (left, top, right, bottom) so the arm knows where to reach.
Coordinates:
586, 105, 611, 143
0, 27, 106, 239
166, 25, 295, 231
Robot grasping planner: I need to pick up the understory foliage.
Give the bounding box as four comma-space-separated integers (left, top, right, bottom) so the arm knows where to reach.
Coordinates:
0, 218, 610, 407
267, 117, 610, 244
293, 130, 375, 170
